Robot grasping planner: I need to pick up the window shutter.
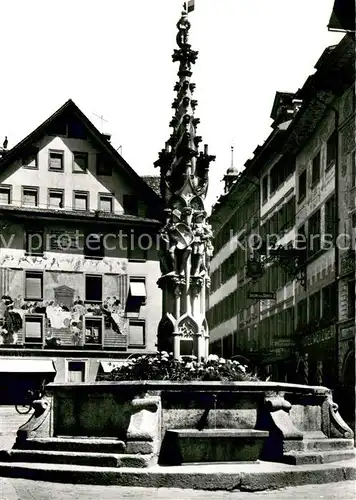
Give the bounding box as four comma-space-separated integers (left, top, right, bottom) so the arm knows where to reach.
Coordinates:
129, 321, 145, 345
0, 189, 10, 204
25, 318, 42, 339
50, 153, 63, 170
99, 197, 112, 212
23, 191, 37, 206
25, 275, 42, 299
75, 195, 87, 210
49, 193, 63, 208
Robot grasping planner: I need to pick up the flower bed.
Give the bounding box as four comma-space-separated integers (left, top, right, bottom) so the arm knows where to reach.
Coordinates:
98, 352, 259, 382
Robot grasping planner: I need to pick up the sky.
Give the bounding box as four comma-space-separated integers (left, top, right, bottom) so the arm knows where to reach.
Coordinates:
0, 0, 343, 213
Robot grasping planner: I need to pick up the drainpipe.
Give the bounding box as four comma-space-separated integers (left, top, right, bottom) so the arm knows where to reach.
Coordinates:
332, 106, 340, 386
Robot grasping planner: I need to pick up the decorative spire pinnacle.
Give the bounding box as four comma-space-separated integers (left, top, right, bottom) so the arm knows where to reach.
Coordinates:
155, 4, 215, 360
154, 6, 215, 202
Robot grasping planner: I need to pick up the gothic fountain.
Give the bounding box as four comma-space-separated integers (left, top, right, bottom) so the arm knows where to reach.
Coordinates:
0, 4, 354, 491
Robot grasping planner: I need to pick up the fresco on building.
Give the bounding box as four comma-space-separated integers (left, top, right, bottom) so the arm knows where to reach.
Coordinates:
0, 294, 128, 346
0, 254, 127, 274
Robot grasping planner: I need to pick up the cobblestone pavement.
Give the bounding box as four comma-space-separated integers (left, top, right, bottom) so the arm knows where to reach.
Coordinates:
0, 479, 355, 500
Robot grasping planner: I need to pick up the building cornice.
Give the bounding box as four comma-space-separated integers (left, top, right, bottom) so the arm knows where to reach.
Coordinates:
0, 205, 162, 228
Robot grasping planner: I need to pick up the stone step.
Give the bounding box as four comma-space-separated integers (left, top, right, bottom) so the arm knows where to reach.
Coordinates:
19, 437, 126, 453
160, 428, 269, 465
283, 449, 356, 465
0, 458, 354, 490
284, 438, 355, 453
0, 449, 153, 468
167, 428, 269, 438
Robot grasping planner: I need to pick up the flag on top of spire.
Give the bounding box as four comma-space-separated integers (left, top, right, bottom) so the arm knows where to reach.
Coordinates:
183, 0, 195, 13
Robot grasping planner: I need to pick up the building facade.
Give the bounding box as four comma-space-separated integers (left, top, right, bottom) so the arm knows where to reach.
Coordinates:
208, 33, 355, 411
0, 100, 163, 399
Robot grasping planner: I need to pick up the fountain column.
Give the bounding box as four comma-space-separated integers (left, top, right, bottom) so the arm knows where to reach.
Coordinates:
155, 5, 215, 360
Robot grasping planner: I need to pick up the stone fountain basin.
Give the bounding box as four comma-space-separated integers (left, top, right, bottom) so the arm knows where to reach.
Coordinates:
13, 381, 354, 466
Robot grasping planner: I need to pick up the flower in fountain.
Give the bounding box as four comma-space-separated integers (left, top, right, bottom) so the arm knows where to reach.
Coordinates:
99, 349, 259, 382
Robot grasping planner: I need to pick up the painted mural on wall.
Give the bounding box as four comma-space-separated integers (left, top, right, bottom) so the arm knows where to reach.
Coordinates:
0, 294, 128, 346
0, 254, 127, 274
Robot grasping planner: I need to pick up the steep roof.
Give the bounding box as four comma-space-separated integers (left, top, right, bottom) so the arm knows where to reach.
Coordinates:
0, 99, 162, 207
142, 175, 161, 196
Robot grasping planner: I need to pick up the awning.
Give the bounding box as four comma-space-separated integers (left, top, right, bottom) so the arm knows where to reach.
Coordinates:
99, 361, 125, 373
130, 281, 146, 297
0, 359, 56, 373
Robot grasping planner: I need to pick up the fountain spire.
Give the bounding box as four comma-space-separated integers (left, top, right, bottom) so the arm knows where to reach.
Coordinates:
155, 3, 215, 360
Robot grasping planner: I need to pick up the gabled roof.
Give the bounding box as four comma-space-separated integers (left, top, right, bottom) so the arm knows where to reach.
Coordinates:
0, 99, 162, 207
328, 0, 355, 32
142, 175, 160, 196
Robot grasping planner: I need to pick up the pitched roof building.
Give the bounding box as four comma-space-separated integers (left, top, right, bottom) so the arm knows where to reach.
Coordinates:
0, 99, 163, 398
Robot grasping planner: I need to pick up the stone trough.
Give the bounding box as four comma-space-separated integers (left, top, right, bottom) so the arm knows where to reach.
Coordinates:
0, 381, 354, 490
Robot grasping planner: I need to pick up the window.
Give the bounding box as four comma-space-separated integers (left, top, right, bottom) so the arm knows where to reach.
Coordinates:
348, 280, 355, 318
73, 191, 89, 211
308, 209, 321, 256
322, 282, 337, 321
21, 147, 38, 169
128, 232, 148, 261
85, 275, 102, 302
24, 314, 44, 344
123, 194, 138, 215
48, 189, 64, 209
325, 195, 336, 240
22, 187, 38, 207
128, 319, 145, 347
309, 291, 321, 322
99, 194, 113, 213
25, 229, 44, 256
48, 150, 64, 171
84, 316, 103, 344
298, 170, 307, 203
73, 152, 88, 173
25, 271, 43, 300
67, 361, 86, 383
270, 164, 280, 194
0, 186, 11, 204
311, 151, 321, 185
84, 233, 104, 259
297, 299, 307, 329
326, 131, 337, 170
126, 277, 147, 312
269, 160, 291, 194
262, 176, 268, 203
96, 153, 112, 176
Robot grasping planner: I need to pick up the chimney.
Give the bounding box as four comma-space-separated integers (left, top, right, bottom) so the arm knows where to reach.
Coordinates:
101, 133, 111, 142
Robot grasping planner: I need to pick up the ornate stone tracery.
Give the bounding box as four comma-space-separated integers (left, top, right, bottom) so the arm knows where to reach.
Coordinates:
155, 5, 215, 359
